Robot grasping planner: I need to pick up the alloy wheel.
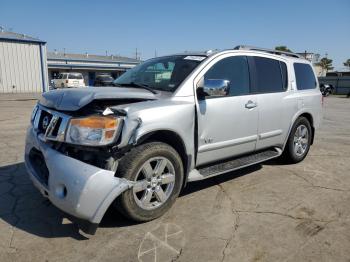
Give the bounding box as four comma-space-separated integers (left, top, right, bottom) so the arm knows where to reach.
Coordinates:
293, 124, 309, 157
133, 157, 176, 210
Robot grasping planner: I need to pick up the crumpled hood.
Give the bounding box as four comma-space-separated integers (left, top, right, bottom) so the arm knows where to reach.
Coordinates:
39, 87, 158, 111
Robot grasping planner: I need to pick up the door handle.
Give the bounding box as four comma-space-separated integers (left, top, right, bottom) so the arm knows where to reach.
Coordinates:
245, 100, 257, 109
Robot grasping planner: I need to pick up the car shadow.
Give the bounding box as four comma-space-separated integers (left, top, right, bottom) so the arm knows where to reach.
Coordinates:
0, 161, 262, 239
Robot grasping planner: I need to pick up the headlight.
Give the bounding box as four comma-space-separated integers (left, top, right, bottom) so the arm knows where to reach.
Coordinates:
66, 116, 121, 146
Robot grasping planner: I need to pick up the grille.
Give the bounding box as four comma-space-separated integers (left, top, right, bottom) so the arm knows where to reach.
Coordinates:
32, 105, 70, 142
28, 148, 49, 185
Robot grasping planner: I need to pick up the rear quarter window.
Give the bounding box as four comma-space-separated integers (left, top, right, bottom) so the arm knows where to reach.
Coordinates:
294, 63, 317, 90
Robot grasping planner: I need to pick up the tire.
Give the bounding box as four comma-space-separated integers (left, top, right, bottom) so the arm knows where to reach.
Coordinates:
282, 117, 312, 164
115, 142, 184, 222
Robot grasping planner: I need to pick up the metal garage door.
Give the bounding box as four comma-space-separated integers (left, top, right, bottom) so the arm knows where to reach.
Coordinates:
0, 41, 43, 93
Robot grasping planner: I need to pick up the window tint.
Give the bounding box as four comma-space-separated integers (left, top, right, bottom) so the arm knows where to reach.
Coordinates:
280, 61, 288, 90
294, 63, 316, 90
253, 57, 284, 93
204, 56, 250, 96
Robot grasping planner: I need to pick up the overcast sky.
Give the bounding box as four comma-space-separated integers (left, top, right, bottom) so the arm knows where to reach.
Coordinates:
1, 0, 349, 70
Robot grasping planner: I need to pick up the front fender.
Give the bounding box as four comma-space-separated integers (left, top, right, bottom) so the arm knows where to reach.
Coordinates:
116, 98, 196, 169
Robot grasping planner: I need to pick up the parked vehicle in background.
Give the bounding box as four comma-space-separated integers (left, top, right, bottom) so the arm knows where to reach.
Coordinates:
25, 45, 322, 235
52, 73, 85, 88
318, 71, 350, 95
320, 84, 334, 96
94, 74, 114, 86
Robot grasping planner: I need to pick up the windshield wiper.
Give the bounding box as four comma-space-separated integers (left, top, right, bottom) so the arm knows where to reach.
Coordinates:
114, 82, 157, 94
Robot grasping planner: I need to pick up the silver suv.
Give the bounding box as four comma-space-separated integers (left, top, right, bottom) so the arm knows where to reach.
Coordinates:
25, 46, 322, 234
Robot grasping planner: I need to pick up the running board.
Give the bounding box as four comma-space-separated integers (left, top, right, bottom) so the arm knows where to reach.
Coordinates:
188, 148, 282, 182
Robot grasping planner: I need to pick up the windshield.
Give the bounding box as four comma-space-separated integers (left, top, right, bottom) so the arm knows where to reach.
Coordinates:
114, 55, 205, 92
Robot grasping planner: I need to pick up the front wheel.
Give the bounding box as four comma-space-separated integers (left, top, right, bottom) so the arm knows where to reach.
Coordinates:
115, 142, 184, 222
282, 117, 312, 163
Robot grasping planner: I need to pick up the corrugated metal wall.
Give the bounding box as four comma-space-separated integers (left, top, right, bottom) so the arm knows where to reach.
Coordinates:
0, 41, 45, 93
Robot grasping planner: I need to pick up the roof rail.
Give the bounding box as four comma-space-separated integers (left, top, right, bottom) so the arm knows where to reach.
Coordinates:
233, 45, 303, 59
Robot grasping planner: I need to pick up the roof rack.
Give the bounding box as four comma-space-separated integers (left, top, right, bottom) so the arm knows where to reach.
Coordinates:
233, 45, 303, 59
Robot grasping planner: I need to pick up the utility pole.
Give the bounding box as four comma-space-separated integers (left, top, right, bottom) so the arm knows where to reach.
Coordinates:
154, 49, 157, 58
135, 48, 141, 60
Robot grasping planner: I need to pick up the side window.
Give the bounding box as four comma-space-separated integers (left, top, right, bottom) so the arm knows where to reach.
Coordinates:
294, 63, 317, 90
204, 56, 250, 96
253, 57, 284, 93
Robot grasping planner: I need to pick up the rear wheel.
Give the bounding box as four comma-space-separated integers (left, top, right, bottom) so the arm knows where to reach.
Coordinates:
282, 117, 312, 163
115, 142, 184, 221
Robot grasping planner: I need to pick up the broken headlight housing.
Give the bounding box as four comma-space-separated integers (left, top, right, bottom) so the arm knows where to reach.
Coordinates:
66, 116, 122, 146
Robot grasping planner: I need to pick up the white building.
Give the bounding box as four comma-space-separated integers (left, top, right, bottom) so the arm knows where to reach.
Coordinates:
0, 30, 48, 93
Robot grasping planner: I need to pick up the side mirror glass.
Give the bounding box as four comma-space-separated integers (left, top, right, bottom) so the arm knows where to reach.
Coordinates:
197, 79, 230, 99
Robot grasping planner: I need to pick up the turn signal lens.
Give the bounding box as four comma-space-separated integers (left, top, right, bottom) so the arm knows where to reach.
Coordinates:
70, 116, 118, 129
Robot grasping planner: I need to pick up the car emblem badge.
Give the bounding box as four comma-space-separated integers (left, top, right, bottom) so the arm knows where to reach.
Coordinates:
42, 116, 50, 130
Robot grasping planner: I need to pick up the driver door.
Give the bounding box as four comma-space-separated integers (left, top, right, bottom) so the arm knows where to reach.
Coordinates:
196, 55, 259, 166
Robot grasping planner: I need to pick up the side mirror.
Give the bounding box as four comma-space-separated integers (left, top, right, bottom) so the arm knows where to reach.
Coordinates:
197, 79, 230, 99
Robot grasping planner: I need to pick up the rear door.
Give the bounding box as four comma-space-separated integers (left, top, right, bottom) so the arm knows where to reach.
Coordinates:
69, 73, 79, 87
249, 56, 296, 150
196, 55, 259, 166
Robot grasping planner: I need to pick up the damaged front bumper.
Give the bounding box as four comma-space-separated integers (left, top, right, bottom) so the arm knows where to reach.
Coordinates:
24, 126, 133, 235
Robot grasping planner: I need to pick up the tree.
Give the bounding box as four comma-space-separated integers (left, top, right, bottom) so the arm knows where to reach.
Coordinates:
316, 57, 334, 73
344, 59, 350, 70
275, 46, 292, 52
